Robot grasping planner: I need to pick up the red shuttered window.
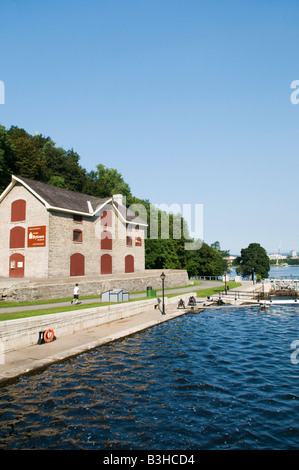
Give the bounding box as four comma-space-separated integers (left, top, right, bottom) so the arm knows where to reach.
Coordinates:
125, 255, 134, 273
101, 231, 112, 250
11, 200, 26, 222
101, 254, 112, 274
10, 226, 25, 249
70, 253, 85, 276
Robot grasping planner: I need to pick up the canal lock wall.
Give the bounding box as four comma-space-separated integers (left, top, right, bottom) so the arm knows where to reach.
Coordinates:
0, 269, 189, 302
0, 292, 195, 354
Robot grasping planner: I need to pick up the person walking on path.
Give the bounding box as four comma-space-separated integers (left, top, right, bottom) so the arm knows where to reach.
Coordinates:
71, 283, 79, 304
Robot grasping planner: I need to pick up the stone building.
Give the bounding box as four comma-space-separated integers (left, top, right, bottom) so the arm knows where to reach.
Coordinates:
0, 175, 147, 279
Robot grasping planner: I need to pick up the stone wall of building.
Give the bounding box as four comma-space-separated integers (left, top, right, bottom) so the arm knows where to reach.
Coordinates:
47, 206, 145, 278
110, 213, 145, 275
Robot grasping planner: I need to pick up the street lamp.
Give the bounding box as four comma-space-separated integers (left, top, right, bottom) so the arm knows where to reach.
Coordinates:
160, 272, 166, 315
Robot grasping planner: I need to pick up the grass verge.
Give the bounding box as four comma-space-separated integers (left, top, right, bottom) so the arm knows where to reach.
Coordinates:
196, 281, 241, 298
166, 281, 241, 299
0, 281, 203, 309
0, 297, 148, 322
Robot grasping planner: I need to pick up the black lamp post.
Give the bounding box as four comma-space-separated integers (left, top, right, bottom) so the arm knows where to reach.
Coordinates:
160, 272, 166, 315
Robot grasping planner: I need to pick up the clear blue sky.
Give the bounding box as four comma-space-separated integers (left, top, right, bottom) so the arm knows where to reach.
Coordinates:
1, 0, 299, 255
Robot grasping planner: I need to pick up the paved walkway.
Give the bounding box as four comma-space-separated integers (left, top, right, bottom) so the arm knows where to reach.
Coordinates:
0, 280, 257, 385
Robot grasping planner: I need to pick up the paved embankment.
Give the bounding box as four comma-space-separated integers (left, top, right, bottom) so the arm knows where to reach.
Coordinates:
0, 293, 195, 384
0, 281, 259, 385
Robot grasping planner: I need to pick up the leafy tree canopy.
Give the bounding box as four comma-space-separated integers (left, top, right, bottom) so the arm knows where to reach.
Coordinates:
0, 123, 237, 276
235, 243, 270, 279
185, 242, 229, 277
84, 164, 132, 200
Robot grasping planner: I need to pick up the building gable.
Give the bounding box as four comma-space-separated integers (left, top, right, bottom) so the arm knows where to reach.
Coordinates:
0, 176, 147, 227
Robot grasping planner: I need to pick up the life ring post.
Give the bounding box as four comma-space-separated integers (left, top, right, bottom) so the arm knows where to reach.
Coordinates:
38, 329, 55, 344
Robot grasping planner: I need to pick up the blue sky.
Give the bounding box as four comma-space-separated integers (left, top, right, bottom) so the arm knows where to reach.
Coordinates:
1, 0, 299, 255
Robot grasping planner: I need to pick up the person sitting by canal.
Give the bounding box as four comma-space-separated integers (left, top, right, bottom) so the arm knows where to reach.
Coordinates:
71, 283, 79, 304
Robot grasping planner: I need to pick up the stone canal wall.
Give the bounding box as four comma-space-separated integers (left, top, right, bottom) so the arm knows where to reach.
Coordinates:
0, 269, 189, 302
0, 292, 194, 354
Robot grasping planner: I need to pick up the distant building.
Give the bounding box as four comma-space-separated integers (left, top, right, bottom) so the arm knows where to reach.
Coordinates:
224, 255, 237, 266
291, 250, 298, 259
0, 175, 147, 279
268, 253, 287, 261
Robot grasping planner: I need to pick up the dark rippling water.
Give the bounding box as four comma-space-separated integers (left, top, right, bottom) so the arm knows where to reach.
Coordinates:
0, 305, 299, 450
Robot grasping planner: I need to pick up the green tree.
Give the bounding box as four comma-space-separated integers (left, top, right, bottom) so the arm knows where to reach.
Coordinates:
6, 126, 44, 180
40, 141, 86, 192
145, 238, 181, 269
84, 164, 132, 199
0, 125, 14, 191
0, 125, 88, 192
0, 123, 231, 276
144, 206, 184, 269
48, 175, 67, 188
185, 242, 228, 277
235, 242, 270, 279
62, 149, 86, 192
211, 240, 230, 258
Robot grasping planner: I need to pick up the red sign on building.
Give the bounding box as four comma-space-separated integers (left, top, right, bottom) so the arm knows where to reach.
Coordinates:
28, 226, 46, 247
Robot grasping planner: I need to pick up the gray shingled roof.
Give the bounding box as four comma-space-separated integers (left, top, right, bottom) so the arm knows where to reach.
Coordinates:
14, 175, 110, 214
9, 176, 147, 225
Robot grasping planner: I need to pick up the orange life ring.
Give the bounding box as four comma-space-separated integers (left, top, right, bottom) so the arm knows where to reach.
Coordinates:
43, 329, 54, 343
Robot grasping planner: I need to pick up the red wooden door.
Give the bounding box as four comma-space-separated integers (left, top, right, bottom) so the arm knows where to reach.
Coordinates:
9, 253, 25, 278
70, 253, 85, 276
101, 254, 112, 274
125, 255, 134, 273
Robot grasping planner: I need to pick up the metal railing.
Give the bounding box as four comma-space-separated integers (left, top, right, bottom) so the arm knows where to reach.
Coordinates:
211, 290, 266, 301
191, 276, 222, 281
269, 275, 299, 280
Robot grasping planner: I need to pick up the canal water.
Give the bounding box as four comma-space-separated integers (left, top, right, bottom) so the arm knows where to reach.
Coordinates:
229, 264, 299, 280
0, 303, 299, 450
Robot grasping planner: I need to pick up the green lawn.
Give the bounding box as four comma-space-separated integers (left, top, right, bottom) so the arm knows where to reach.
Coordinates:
0, 281, 203, 309
196, 281, 241, 298
166, 281, 241, 299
